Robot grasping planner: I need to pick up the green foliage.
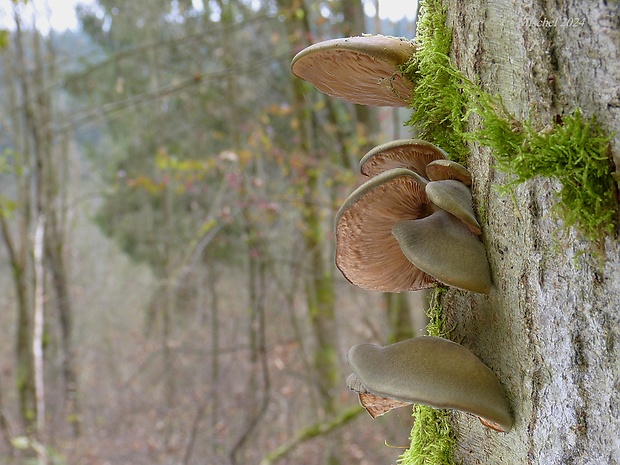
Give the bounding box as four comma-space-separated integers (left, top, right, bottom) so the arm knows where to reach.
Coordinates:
404, 0, 618, 246
11, 435, 66, 464
0, 29, 9, 49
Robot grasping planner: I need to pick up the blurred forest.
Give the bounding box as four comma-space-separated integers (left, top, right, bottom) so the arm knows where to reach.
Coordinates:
0, 1, 425, 464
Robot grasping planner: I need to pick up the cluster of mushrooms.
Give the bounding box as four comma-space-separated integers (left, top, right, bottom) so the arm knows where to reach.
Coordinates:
291, 35, 512, 433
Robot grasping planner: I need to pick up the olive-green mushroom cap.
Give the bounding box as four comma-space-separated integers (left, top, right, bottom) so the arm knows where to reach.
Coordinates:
291, 35, 416, 107
425, 179, 482, 235
392, 209, 491, 293
347, 337, 513, 432
335, 168, 436, 292
359, 139, 448, 177
426, 159, 472, 186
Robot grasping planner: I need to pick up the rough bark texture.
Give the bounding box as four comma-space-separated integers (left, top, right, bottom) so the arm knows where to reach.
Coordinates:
441, 1, 620, 463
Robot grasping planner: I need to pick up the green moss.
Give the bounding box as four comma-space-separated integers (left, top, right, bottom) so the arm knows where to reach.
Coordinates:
423, 286, 449, 338
403, 0, 469, 163
403, 0, 618, 246
399, 405, 457, 465
477, 108, 617, 244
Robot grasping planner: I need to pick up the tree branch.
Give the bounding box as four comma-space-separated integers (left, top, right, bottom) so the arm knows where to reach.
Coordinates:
260, 405, 363, 465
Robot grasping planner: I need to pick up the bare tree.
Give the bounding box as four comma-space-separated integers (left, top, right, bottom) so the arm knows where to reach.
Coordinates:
0, 4, 80, 439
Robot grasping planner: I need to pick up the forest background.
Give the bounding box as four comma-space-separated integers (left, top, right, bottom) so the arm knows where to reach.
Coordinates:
0, 1, 425, 464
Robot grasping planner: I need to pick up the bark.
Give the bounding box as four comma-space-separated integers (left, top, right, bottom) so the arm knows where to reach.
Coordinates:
2, 7, 81, 438
438, 1, 620, 463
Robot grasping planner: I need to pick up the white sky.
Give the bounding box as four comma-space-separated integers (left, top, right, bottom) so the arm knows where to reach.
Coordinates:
0, 0, 417, 33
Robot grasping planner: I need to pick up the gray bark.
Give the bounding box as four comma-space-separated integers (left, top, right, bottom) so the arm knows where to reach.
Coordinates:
441, 0, 620, 463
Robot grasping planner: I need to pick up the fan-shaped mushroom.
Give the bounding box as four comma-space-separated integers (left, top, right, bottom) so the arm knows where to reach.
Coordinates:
426, 159, 472, 186
347, 337, 513, 432
425, 179, 482, 235
291, 35, 416, 107
359, 139, 448, 178
392, 209, 491, 293
335, 168, 436, 292
335, 168, 491, 293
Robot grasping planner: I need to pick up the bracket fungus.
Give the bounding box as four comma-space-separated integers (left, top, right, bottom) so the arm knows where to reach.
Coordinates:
359, 139, 449, 178
426, 159, 472, 186
425, 179, 482, 235
335, 168, 436, 292
335, 166, 491, 293
392, 209, 490, 293
346, 337, 513, 433
291, 35, 416, 107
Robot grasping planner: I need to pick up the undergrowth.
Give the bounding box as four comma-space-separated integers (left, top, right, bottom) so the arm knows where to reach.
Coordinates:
403, 0, 618, 246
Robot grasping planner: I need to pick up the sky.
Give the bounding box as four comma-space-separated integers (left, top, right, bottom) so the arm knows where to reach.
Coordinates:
0, 0, 417, 33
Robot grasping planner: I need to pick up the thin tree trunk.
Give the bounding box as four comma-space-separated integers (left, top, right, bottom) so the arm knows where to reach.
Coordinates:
32, 215, 47, 465
162, 176, 176, 446
281, 3, 341, 463
208, 265, 221, 457
385, 293, 415, 344
229, 229, 270, 465
9, 10, 37, 433
45, 232, 80, 437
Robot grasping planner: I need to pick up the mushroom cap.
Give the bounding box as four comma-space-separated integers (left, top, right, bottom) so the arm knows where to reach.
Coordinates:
426, 159, 472, 186
392, 209, 491, 293
425, 180, 482, 235
291, 35, 416, 107
359, 139, 448, 177
335, 168, 437, 292
347, 337, 513, 432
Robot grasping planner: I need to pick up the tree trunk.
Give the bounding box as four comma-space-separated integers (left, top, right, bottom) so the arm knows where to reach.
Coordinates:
278, 2, 343, 463
385, 293, 415, 344
438, 1, 620, 463
5, 11, 38, 433
32, 215, 47, 463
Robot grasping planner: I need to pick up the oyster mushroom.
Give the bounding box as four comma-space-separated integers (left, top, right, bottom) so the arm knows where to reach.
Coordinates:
335, 168, 491, 293
346, 337, 513, 432
291, 35, 416, 107
425, 179, 482, 235
335, 168, 436, 292
359, 139, 448, 178
426, 159, 472, 186
392, 209, 491, 293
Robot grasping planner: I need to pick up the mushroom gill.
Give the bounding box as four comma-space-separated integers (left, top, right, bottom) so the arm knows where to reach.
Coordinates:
291, 35, 416, 107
